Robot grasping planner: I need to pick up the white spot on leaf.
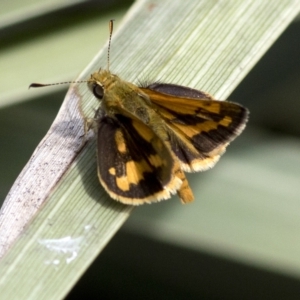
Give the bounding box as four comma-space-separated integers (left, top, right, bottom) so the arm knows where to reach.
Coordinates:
39, 236, 83, 264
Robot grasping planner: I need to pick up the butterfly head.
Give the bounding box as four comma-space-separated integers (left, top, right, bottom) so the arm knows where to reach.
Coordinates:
88, 69, 119, 100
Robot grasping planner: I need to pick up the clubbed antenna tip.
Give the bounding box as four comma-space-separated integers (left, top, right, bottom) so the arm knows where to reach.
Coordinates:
107, 19, 114, 71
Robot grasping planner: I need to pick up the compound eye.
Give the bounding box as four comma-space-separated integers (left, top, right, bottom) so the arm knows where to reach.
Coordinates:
93, 84, 104, 99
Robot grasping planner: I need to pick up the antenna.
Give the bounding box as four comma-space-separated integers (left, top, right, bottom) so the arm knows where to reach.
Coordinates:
107, 19, 114, 71
29, 81, 88, 89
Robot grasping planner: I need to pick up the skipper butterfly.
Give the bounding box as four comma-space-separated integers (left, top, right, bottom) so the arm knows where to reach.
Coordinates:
31, 20, 248, 205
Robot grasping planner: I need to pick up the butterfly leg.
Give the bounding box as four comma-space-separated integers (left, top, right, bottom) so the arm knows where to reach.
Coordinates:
79, 108, 103, 147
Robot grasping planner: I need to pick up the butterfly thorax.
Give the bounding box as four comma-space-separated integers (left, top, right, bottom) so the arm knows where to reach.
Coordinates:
89, 70, 153, 124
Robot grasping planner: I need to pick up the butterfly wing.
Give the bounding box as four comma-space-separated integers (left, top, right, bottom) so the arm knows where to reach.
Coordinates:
140, 83, 248, 172
96, 109, 182, 205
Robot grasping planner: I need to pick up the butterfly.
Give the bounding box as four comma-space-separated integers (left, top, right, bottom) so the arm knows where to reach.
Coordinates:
31, 20, 249, 205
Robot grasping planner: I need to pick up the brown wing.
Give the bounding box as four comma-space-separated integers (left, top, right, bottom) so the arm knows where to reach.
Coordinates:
140, 84, 248, 172
96, 108, 182, 205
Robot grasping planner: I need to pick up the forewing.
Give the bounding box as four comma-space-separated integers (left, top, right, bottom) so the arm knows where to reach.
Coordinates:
96, 110, 181, 205
140, 84, 248, 172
